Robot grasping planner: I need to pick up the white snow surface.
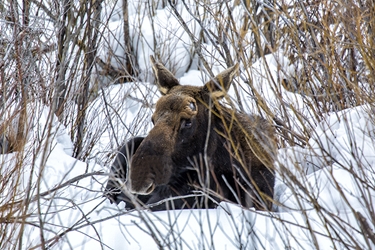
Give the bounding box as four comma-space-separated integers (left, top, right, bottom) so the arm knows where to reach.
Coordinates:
3, 2, 375, 249
5, 60, 375, 249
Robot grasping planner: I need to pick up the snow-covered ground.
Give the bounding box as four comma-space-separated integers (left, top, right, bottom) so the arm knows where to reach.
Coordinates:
3, 61, 374, 249
2, 1, 375, 249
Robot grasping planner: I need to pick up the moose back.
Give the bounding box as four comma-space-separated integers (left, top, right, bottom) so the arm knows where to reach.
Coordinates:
105, 56, 277, 211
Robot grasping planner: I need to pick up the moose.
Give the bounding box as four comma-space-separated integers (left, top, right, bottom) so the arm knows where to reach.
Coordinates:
105, 56, 277, 211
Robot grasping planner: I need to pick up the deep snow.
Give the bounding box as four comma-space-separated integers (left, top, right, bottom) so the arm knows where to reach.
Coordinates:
2, 1, 375, 249
4, 62, 374, 249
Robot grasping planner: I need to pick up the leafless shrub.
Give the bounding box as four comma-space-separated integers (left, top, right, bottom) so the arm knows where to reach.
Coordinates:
1, 0, 375, 249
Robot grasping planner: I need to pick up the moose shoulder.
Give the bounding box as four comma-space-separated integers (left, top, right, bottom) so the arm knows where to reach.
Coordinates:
104, 56, 277, 211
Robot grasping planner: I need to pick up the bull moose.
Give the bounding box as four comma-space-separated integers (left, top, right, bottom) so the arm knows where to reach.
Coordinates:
105, 56, 277, 211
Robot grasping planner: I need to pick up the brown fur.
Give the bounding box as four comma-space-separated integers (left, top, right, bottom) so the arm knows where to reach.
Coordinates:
106, 57, 276, 210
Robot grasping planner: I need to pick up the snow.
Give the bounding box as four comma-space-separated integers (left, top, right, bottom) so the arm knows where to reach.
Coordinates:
2, 2, 375, 250
98, 1, 200, 85
83, 82, 159, 163
4, 62, 374, 249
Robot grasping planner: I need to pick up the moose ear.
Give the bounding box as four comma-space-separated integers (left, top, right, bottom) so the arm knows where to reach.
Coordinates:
204, 63, 239, 98
150, 55, 180, 95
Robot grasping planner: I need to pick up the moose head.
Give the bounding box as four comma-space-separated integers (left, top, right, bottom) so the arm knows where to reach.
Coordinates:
127, 56, 240, 195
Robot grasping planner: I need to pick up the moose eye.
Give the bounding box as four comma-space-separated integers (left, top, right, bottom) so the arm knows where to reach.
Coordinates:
180, 119, 192, 130
189, 102, 196, 111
